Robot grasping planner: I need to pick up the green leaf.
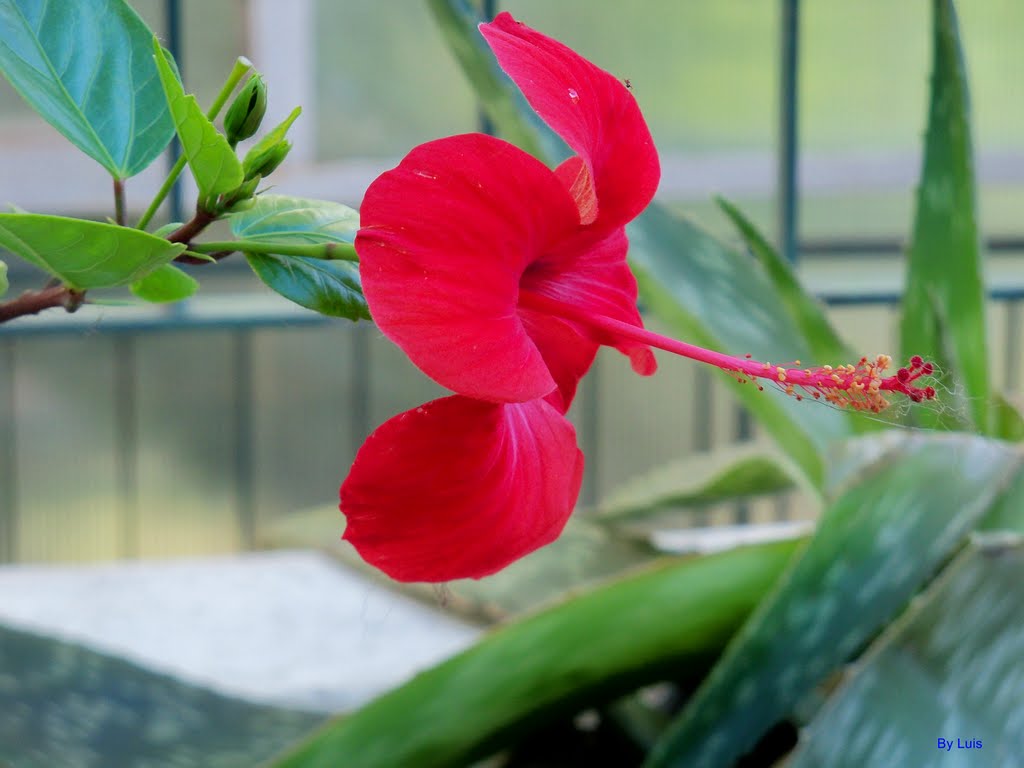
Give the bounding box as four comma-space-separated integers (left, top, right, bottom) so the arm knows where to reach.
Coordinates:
232, 195, 366, 320
716, 197, 853, 366
595, 444, 799, 530
0, 0, 174, 178
130, 263, 197, 303
246, 254, 368, 321
152, 38, 243, 198
261, 506, 660, 624
900, 0, 989, 431
787, 536, 1024, 767
0, 260, 7, 297
268, 539, 801, 768
0, 623, 322, 767
0, 213, 185, 290
229, 195, 358, 245
628, 205, 858, 491
646, 433, 1023, 768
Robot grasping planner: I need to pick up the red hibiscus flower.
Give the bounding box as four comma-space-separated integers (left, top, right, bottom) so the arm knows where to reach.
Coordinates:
341, 12, 934, 583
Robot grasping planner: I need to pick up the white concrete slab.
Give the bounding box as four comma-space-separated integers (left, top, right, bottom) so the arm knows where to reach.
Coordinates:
0, 549, 478, 713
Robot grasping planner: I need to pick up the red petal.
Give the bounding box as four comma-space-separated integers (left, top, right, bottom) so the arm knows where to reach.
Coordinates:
356, 133, 581, 403
523, 227, 657, 377
340, 396, 584, 582
481, 12, 660, 233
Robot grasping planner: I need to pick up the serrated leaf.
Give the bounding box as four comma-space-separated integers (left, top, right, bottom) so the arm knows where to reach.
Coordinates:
646, 433, 1023, 768
0, 213, 185, 290
0, 623, 322, 767
130, 263, 197, 303
267, 538, 801, 768
229, 195, 358, 245
787, 536, 1024, 767
900, 0, 988, 431
596, 444, 799, 530
0, 0, 174, 178
246, 254, 368, 321
152, 38, 243, 198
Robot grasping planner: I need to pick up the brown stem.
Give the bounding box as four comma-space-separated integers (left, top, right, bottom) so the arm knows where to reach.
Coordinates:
0, 285, 86, 324
165, 204, 218, 245
113, 178, 126, 226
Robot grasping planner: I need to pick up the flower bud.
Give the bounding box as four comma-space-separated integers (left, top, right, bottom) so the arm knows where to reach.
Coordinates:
243, 139, 291, 180
224, 74, 267, 145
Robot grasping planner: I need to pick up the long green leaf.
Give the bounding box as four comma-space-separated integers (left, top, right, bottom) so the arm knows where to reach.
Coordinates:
596, 444, 799, 529
0, 260, 7, 297
267, 540, 801, 768
628, 207, 856, 490
787, 536, 1024, 767
0, 0, 174, 178
152, 39, 243, 199
0, 213, 185, 289
716, 197, 853, 366
646, 433, 1022, 768
900, 0, 988, 431
426, 0, 557, 161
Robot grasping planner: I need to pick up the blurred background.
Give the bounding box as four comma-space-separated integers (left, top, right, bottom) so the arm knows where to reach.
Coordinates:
2, 0, 1024, 564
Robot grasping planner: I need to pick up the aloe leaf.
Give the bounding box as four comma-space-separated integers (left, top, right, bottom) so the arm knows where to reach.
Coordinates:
267, 539, 801, 768
645, 433, 1022, 768
596, 444, 799, 530
0, 0, 174, 178
900, 0, 988, 431
786, 536, 1024, 767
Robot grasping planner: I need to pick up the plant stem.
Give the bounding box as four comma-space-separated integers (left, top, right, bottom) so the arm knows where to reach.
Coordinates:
113, 178, 126, 226
188, 240, 359, 261
0, 285, 85, 324
135, 56, 254, 231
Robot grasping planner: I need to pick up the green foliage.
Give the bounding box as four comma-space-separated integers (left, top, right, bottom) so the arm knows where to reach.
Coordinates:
787, 536, 1024, 766
152, 38, 244, 199
245, 255, 368, 321
0, 214, 184, 289
0, 261, 7, 298
243, 107, 301, 180
0, 623, 323, 768
0, 0, 175, 178
130, 263, 198, 303
715, 196, 853, 366
595, 444, 799, 530
231, 195, 368, 320
268, 539, 801, 768
646, 434, 1022, 768
900, 0, 989, 432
